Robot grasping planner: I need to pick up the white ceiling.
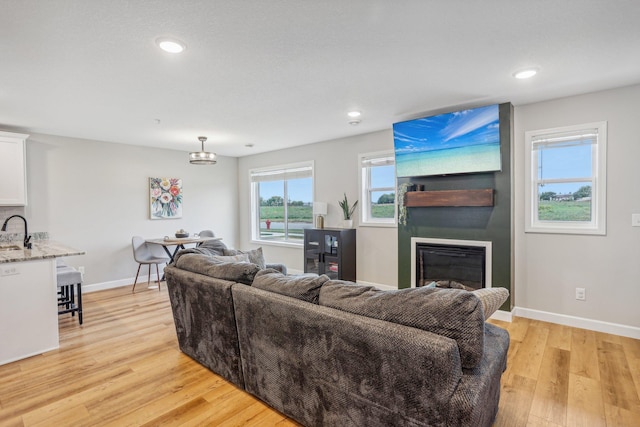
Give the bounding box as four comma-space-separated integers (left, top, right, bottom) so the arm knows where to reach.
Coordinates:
2, 1, 639, 157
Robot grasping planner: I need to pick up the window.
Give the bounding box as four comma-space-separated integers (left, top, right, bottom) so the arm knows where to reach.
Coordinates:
250, 162, 314, 245
359, 151, 396, 226
525, 122, 607, 235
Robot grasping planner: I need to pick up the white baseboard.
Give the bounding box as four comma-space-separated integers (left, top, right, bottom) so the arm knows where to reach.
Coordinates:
489, 310, 512, 322
83, 274, 161, 293
514, 306, 640, 340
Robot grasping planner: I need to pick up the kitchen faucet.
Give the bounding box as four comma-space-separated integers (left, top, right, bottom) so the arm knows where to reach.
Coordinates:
1, 215, 32, 249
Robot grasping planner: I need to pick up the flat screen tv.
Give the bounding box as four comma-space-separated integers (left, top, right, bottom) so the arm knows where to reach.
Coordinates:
393, 103, 501, 178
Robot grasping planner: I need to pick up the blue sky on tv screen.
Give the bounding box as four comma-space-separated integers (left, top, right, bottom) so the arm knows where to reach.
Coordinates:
393, 104, 499, 154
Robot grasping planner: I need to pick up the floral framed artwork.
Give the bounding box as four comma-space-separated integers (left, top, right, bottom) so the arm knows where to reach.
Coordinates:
150, 177, 183, 219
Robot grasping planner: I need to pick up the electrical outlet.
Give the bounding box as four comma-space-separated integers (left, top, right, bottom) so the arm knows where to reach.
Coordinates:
78, 266, 85, 275
575, 287, 586, 301
1, 265, 19, 276
633, 213, 640, 227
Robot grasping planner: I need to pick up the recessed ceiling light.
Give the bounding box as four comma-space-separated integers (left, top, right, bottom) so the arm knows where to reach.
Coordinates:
513, 68, 538, 79
347, 111, 361, 118
156, 37, 186, 54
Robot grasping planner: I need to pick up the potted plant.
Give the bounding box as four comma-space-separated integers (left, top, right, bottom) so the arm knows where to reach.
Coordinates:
397, 182, 411, 226
338, 193, 358, 228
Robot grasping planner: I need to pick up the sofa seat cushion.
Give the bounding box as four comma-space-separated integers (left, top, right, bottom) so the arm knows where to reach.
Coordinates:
319, 280, 485, 369
223, 247, 266, 269
252, 269, 329, 304
175, 253, 260, 285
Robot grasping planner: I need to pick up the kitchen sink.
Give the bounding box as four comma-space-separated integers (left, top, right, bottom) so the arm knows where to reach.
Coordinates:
0, 245, 22, 252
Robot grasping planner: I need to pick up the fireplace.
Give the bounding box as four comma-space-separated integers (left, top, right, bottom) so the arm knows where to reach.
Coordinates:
411, 238, 492, 290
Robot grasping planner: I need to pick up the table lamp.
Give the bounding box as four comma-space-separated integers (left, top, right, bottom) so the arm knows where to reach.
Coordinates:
313, 202, 328, 229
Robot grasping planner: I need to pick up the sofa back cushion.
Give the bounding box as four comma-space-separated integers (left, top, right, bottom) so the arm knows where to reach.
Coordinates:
318, 280, 485, 369
252, 269, 329, 304
175, 253, 260, 285
210, 253, 250, 263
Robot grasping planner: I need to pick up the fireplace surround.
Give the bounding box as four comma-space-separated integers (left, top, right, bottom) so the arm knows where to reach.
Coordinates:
411, 237, 492, 289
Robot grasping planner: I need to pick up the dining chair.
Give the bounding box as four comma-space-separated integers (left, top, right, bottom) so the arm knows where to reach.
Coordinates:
197, 229, 215, 246
131, 236, 170, 292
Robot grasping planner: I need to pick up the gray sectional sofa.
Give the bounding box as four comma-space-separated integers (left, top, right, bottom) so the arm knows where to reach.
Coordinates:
164, 243, 510, 427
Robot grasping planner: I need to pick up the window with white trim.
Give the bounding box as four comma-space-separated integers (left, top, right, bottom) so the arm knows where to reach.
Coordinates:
359, 152, 396, 226
525, 122, 607, 235
250, 162, 314, 245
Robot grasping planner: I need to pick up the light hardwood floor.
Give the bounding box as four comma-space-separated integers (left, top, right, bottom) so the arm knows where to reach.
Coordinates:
0, 285, 638, 426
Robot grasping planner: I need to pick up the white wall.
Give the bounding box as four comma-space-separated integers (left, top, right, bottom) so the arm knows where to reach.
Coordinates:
514, 84, 640, 331
24, 133, 238, 287
237, 83, 640, 334
11, 83, 639, 334
238, 130, 398, 287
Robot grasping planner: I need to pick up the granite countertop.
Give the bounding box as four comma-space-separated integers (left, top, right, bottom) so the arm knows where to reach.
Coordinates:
0, 240, 85, 264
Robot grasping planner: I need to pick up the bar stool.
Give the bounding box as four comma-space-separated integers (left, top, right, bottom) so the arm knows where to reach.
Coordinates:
56, 260, 83, 325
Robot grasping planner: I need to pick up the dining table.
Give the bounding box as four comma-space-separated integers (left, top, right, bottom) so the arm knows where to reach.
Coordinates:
145, 236, 222, 264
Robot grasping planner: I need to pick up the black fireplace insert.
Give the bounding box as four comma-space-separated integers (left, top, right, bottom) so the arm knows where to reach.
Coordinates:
416, 243, 486, 290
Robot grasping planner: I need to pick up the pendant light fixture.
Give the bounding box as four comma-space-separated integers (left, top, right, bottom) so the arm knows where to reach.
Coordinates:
189, 136, 217, 165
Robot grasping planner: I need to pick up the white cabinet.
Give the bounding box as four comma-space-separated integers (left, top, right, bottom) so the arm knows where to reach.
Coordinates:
0, 259, 59, 365
0, 131, 29, 206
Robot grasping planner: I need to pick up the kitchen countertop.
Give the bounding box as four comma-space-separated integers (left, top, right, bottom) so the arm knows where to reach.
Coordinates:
0, 240, 85, 263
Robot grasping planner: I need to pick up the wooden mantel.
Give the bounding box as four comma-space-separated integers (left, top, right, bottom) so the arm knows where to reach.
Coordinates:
404, 189, 494, 207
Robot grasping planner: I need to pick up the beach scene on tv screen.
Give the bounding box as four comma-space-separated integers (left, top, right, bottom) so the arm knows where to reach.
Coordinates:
393, 104, 501, 177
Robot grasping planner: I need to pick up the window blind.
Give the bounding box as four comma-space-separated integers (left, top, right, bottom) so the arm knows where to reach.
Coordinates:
532, 128, 598, 150
250, 164, 313, 183
360, 154, 395, 167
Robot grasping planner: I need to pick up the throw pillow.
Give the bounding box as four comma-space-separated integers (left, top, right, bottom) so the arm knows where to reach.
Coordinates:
252, 269, 329, 304
472, 287, 509, 320
175, 253, 260, 285
435, 280, 468, 290
318, 280, 485, 369
223, 247, 266, 269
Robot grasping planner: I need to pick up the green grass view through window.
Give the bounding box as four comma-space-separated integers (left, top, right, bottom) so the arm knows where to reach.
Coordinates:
259, 204, 312, 241
537, 183, 592, 222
